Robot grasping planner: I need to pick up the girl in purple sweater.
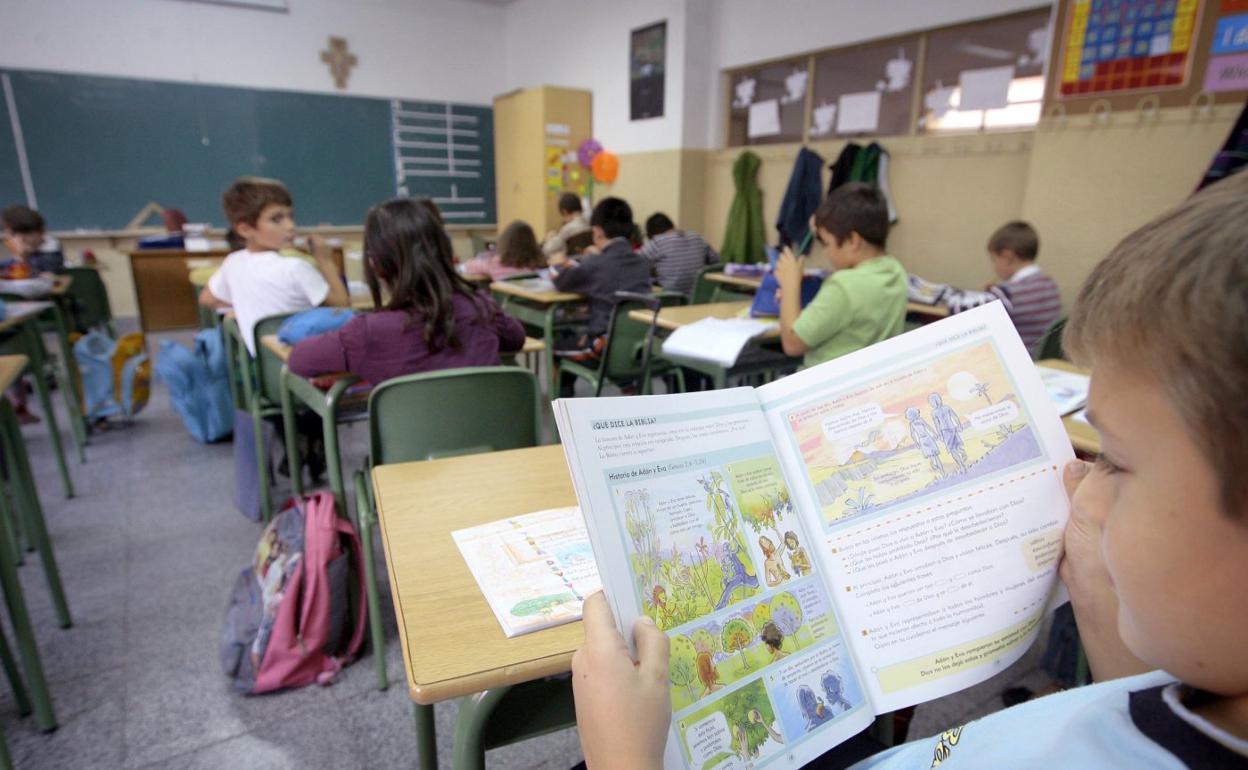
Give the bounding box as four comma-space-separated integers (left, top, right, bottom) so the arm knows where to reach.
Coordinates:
288, 198, 526, 385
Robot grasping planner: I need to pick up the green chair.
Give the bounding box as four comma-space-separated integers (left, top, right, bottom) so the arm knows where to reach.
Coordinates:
63, 267, 116, 338
1035, 316, 1068, 361
352, 367, 572, 769
279, 364, 366, 517
228, 313, 293, 523
0, 326, 77, 497
690, 263, 726, 304
558, 291, 688, 397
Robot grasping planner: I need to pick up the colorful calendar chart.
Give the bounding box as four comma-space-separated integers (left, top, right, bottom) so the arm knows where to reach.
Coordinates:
1060, 0, 1203, 96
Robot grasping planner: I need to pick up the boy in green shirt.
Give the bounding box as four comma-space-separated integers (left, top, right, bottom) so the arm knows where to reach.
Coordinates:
775, 183, 906, 367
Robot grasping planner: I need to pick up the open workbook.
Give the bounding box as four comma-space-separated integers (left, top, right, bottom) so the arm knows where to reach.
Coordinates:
553, 302, 1075, 770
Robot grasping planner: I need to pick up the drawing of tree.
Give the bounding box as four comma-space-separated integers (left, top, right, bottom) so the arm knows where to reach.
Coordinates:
702, 472, 745, 553
692, 628, 717, 655
722, 618, 756, 671
684, 537, 720, 610
741, 494, 782, 543
751, 602, 771, 632
720, 682, 777, 758
971, 381, 992, 405
623, 489, 660, 593
668, 635, 699, 701
770, 592, 804, 649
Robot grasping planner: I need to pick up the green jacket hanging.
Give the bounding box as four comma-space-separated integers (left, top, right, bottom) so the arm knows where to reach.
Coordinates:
720, 150, 766, 264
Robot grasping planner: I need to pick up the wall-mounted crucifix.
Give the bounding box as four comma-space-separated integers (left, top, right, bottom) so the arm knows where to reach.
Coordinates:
320, 36, 358, 90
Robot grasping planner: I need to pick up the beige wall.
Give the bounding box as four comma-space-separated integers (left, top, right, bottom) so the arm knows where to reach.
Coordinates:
698, 104, 1239, 307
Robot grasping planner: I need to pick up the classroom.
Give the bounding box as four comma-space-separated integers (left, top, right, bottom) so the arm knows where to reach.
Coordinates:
0, 0, 1244, 768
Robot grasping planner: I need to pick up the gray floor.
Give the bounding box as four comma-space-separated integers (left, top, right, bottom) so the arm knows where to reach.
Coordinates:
0, 328, 1054, 768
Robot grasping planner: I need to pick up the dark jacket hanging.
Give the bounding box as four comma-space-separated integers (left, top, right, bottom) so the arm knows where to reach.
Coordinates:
775, 147, 825, 250
827, 143, 862, 196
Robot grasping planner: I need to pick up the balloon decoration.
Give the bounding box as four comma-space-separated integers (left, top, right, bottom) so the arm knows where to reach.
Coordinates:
577, 139, 603, 168
590, 151, 620, 184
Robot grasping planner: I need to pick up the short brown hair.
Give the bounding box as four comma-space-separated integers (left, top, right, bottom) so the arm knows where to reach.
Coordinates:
1064, 171, 1248, 517
814, 183, 888, 249
496, 220, 545, 270
987, 221, 1039, 261
222, 176, 292, 227
557, 192, 582, 215
2, 205, 45, 234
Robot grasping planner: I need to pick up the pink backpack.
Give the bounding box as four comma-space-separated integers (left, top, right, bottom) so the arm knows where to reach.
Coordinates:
221, 492, 367, 693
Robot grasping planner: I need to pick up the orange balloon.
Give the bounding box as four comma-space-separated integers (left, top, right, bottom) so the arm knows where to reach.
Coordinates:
590, 151, 619, 183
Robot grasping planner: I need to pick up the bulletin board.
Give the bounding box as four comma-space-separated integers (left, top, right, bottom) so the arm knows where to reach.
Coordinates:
725, 56, 810, 147
1044, 0, 1248, 113
809, 35, 921, 139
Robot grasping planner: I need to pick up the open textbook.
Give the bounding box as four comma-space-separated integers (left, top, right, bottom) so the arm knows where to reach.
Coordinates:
553, 303, 1075, 770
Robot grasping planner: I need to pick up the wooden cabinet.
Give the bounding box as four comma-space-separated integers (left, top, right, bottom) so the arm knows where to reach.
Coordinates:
493, 86, 592, 235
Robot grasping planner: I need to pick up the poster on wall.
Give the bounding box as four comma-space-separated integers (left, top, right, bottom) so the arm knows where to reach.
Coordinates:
1058, 0, 1203, 98
630, 21, 666, 120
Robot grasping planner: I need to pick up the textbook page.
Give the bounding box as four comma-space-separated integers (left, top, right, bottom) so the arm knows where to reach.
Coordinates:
756, 303, 1075, 713
451, 506, 600, 638
555, 389, 875, 770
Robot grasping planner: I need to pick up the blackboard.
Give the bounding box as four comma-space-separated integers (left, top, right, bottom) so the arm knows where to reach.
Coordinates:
0, 69, 496, 230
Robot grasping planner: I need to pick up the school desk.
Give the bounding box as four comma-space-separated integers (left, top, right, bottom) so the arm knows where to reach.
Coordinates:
703, 272, 950, 322
627, 300, 797, 389
489, 278, 584, 397
372, 443, 580, 766
0, 302, 84, 496
1036, 358, 1098, 457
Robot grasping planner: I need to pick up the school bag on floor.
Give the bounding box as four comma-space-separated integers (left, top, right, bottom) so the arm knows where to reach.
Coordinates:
220, 491, 367, 694
154, 328, 233, 442
74, 331, 152, 421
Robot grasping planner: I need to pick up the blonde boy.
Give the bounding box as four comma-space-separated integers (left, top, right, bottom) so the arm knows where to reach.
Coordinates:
570, 171, 1248, 768
199, 177, 348, 355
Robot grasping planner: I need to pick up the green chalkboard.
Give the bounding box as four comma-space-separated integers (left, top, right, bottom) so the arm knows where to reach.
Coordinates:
0, 77, 28, 212
0, 69, 495, 231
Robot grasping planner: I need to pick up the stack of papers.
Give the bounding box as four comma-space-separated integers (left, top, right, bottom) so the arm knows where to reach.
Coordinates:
453, 506, 600, 638
661, 316, 779, 367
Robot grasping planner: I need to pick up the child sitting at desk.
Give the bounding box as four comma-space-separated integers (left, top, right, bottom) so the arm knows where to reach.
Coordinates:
198, 176, 350, 357
542, 192, 591, 258
775, 183, 906, 369
288, 197, 526, 385
2, 205, 65, 277
640, 212, 719, 297
460, 220, 547, 280
548, 197, 651, 367
568, 171, 1248, 770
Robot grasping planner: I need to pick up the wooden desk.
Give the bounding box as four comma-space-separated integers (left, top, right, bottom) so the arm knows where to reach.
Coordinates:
0, 354, 28, 392
261, 333, 544, 362
490, 279, 585, 397
702, 273, 949, 321
129, 247, 346, 332
1037, 359, 1099, 456
489, 278, 582, 304
373, 444, 581, 704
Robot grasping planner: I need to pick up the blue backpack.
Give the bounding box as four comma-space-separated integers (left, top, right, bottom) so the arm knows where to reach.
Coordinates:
74, 331, 152, 422
155, 328, 234, 443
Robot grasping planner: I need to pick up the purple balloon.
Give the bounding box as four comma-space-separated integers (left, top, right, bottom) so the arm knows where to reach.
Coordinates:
577, 139, 603, 168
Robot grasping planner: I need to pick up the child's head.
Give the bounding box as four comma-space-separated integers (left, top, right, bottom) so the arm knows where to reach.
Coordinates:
222, 176, 294, 251
557, 192, 583, 222
496, 220, 545, 271
590, 197, 634, 244
363, 197, 480, 351
760, 621, 784, 651
2, 205, 47, 256
986, 221, 1039, 281
811, 183, 888, 269
1063, 171, 1248, 695
645, 212, 675, 240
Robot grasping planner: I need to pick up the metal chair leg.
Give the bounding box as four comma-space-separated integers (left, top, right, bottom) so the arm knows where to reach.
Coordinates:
353, 471, 388, 691
279, 372, 303, 500
250, 400, 273, 524
0, 618, 31, 717
415, 702, 438, 770
21, 326, 72, 498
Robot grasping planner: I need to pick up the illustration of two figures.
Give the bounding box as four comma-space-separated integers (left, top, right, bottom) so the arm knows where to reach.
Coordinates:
907, 393, 969, 477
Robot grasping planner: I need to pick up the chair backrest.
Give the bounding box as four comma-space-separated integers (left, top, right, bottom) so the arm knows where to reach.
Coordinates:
64, 267, 115, 334
595, 291, 686, 383
564, 231, 594, 256
253, 313, 294, 405
690, 264, 726, 305
367, 366, 541, 466
1035, 316, 1068, 361
221, 316, 249, 407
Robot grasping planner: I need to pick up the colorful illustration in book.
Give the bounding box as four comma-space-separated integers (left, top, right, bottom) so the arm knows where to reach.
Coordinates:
617, 465, 766, 631
679, 679, 786, 770
784, 531, 811, 577
768, 642, 864, 740
727, 455, 807, 588
785, 340, 1044, 526
667, 584, 835, 711
759, 536, 791, 587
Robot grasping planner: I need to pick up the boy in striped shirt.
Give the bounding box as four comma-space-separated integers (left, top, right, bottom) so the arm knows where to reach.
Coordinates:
982, 222, 1062, 356
639, 213, 719, 297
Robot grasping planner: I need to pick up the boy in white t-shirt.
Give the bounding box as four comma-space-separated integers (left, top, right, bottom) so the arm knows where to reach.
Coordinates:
199, 176, 349, 355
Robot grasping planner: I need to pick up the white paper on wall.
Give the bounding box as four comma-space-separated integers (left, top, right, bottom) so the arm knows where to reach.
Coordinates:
747, 99, 782, 138
957, 65, 1015, 111
836, 91, 881, 134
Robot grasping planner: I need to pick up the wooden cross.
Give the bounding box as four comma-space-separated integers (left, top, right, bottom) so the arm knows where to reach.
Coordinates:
320, 36, 358, 90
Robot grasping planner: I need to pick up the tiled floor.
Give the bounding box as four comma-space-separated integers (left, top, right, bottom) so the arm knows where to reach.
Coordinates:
0, 329, 1054, 768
